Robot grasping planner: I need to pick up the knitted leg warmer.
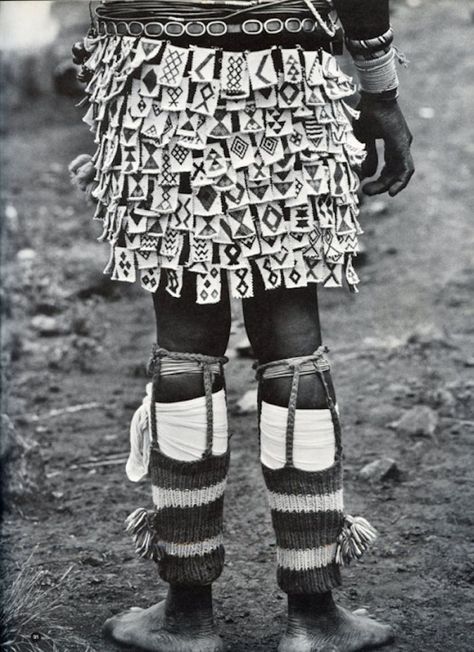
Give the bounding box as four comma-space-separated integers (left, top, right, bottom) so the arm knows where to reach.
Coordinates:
126, 346, 230, 586
262, 458, 344, 593
257, 347, 377, 595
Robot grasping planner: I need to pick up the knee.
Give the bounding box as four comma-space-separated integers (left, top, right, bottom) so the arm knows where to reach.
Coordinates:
261, 374, 333, 409
155, 371, 225, 402
256, 347, 337, 409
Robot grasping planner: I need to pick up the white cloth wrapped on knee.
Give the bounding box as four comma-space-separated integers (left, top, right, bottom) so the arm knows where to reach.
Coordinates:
126, 384, 228, 481
260, 401, 336, 471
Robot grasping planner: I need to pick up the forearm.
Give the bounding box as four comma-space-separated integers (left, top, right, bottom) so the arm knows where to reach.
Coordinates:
332, 0, 390, 39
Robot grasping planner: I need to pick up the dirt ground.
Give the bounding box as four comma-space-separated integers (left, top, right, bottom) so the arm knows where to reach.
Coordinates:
1, 1, 473, 650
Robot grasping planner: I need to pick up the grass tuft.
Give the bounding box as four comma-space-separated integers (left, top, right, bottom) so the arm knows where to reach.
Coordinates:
1, 555, 94, 651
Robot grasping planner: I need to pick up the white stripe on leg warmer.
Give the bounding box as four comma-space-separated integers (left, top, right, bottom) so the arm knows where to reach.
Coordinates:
126, 383, 228, 481
260, 401, 336, 471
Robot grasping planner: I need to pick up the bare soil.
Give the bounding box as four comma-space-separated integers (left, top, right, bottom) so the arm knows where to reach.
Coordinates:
1, 1, 473, 650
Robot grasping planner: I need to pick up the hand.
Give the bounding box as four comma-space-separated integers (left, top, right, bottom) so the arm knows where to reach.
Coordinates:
69, 154, 95, 190
71, 40, 88, 65
69, 154, 98, 204
354, 94, 415, 197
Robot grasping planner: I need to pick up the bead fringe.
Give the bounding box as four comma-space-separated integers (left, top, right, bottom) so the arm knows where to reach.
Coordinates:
335, 514, 377, 566
125, 507, 163, 562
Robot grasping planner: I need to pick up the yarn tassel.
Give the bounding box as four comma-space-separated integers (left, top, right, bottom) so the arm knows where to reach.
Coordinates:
335, 515, 378, 566
125, 507, 164, 562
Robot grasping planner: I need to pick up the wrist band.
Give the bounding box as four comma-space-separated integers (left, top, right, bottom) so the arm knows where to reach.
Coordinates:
345, 27, 394, 55
354, 47, 399, 94
349, 44, 392, 62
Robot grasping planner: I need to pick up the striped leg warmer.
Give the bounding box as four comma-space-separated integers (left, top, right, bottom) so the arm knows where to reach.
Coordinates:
257, 347, 377, 594
126, 346, 230, 586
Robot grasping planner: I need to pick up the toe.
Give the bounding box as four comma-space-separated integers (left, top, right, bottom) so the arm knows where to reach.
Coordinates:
102, 615, 117, 639
370, 621, 395, 647
102, 609, 137, 640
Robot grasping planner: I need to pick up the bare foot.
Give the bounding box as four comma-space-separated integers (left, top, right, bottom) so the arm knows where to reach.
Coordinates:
279, 594, 394, 652
103, 586, 224, 652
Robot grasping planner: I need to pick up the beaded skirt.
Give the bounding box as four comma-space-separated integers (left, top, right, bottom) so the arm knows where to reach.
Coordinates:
82, 34, 366, 303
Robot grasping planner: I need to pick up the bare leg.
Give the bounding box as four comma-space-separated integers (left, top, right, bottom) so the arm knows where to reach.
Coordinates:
243, 275, 393, 652
243, 279, 332, 409
152, 269, 231, 402
104, 272, 230, 652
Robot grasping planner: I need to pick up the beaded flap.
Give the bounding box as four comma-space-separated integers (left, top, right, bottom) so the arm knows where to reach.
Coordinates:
82, 34, 365, 303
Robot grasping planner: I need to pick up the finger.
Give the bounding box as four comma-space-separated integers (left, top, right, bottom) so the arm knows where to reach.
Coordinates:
85, 183, 99, 204
388, 167, 415, 197
71, 164, 95, 192
76, 165, 96, 190
363, 171, 395, 196
360, 140, 378, 179
72, 41, 87, 65
69, 153, 92, 175
76, 161, 95, 181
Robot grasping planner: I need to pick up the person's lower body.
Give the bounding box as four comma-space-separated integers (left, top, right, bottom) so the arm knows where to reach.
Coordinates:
104, 274, 392, 652
78, 26, 393, 651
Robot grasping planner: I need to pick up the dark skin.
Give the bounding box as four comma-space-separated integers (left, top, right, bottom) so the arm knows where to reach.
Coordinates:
356, 92, 415, 197
74, 0, 415, 649
333, 0, 415, 198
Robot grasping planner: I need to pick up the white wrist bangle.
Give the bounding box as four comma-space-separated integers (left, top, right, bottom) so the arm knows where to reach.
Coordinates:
354, 47, 399, 94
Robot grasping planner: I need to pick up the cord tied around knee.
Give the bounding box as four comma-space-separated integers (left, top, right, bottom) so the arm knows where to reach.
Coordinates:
256, 346, 341, 468
148, 345, 228, 459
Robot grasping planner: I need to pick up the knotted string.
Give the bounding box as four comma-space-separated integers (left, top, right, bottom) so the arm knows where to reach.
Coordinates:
147, 345, 228, 459
255, 346, 342, 468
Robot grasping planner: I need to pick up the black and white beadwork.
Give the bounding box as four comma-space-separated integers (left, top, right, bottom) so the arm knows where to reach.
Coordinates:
82, 36, 366, 303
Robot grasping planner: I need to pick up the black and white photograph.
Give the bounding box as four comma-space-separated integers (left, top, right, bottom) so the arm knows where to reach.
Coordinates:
0, 1, 472, 650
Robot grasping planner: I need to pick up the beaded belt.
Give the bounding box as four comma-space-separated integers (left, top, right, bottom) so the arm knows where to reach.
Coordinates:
96, 15, 330, 38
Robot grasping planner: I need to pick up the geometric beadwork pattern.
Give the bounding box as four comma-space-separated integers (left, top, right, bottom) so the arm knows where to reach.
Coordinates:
161, 79, 189, 111
196, 265, 221, 304
221, 51, 250, 99
278, 82, 303, 109
191, 81, 220, 116
140, 267, 161, 292
229, 267, 253, 299
282, 49, 303, 84
83, 36, 365, 303
229, 134, 255, 169
112, 247, 136, 283
158, 44, 188, 88
247, 49, 278, 91
265, 109, 293, 137
256, 202, 284, 237
191, 48, 216, 83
